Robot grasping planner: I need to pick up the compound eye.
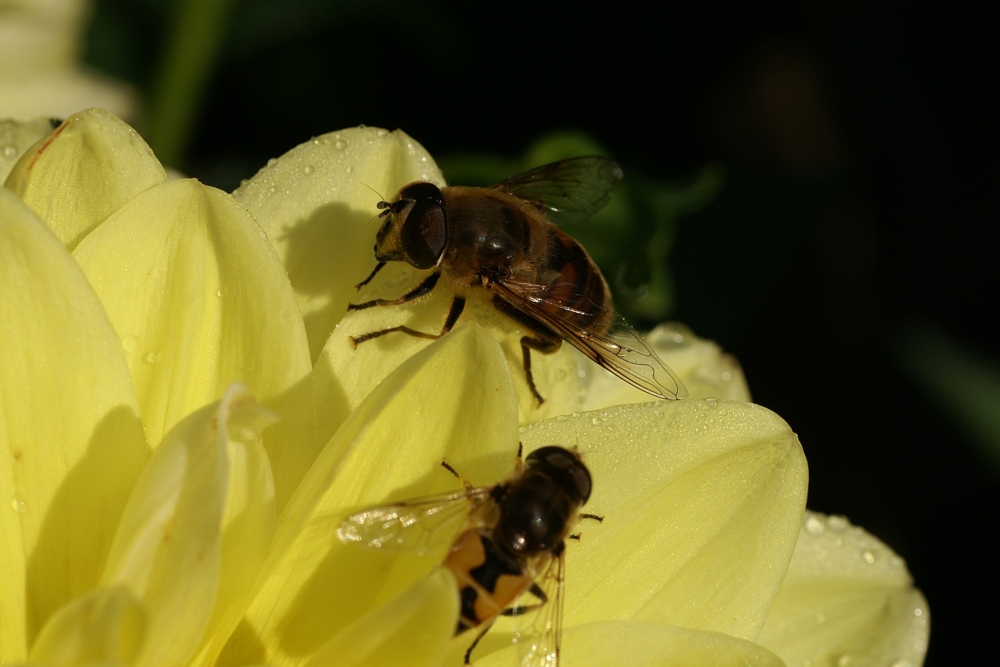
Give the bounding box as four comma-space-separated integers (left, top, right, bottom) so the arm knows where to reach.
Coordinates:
526, 446, 592, 505
400, 200, 446, 269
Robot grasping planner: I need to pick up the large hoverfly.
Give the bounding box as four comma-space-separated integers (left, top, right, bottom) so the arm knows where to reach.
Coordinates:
348, 157, 687, 404
337, 445, 600, 665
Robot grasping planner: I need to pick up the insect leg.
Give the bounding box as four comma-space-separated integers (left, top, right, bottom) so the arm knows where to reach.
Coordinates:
489, 295, 562, 405
520, 335, 561, 405
499, 582, 548, 616
347, 271, 440, 311
580, 513, 604, 522
463, 617, 497, 665
350, 296, 466, 347
440, 459, 475, 493
354, 260, 387, 290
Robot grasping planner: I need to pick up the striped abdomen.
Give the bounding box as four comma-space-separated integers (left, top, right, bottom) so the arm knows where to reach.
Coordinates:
445, 529, 531, 634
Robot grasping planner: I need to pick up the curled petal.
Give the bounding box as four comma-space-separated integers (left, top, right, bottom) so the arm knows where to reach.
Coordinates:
4, 109, 167, 250
29, 586, 148, 666
72, 178, 311, 509
100, 384, 277, 667
233, 126, 443, 361
515, 400, 808, 641
757, 511, 929, 667
0, 189, 146, 658
474, 621, 786, 667
225, 325, 519, 666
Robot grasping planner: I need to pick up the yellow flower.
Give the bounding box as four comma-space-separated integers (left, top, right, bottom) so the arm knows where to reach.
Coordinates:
0, 109, 928, 666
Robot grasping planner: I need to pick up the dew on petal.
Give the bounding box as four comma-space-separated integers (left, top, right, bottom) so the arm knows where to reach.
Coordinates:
10, 495, 27, 512
826, 515, 848, 532
2, 145, 17, 158
862, 549, 876, 564
335, 139, 347, 150
122, 335, 139, 353
145, 352, 159, 364
303, 165, 314, 175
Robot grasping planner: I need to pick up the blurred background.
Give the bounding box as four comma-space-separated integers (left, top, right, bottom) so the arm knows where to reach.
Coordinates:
5, 1, 996, 663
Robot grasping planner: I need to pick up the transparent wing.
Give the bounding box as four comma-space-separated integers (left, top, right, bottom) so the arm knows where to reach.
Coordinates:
490, 156, 623, 226
492, 280, 688, 400
336, 487, 492, 553
513, 551, 565, 667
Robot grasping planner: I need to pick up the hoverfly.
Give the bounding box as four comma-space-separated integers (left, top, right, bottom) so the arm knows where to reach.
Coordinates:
347, 157, 686, 405
337, 445, 600, 665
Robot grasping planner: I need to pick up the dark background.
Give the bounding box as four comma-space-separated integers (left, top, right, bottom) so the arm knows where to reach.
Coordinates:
88, 2, 997, 664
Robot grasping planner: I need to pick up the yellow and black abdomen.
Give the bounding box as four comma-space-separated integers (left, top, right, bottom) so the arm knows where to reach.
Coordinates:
444, 529, 532, 634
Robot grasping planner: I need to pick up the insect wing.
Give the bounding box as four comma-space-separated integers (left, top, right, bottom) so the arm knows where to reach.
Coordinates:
336, 487, 492, 553
513, 552, 565, 667
492, 281, 688, 400
491, 156, 623, 226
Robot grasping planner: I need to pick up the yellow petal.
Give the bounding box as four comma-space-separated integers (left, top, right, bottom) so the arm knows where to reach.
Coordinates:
0, 118, 57, 184
224, 325, 519, 667
28, 586, 148, 666
4, 109, 167, 250
319, 270, 583, 443
0, 189, 146, 659
548, 322, 751, 418
233, 126, 443, 361
516, 400, 808, 641
71, 178, 312, 510
474, 621, 786, 667
101, 384, 277, 667
304, 569, 457, 667
757, 511, 929, 667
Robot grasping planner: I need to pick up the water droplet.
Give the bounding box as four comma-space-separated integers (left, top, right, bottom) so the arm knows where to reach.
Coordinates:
216, 289, 223, 297
421, 156, 427, 162
827, 515, 848, 532
837, 654, 858, 667
804, 515, 825, 535
357, 124, 367, 130
239, 178, 248, 188
721, 371, 731, 381
376, 128, 388, 137
345, 165, 353, 174
145, 352, 159, 364
862, 549, 876, 564
121, 335, 139, 353
591, 417, 602, 426
303, 164, 314, 175
913, 607, 923, 617
2, 145, 18, 158
234, 427, 258, 443
267, 158, 277, 167
259, 229, 267, 239
334, 139, 347, 150
10, 495, 27, 512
